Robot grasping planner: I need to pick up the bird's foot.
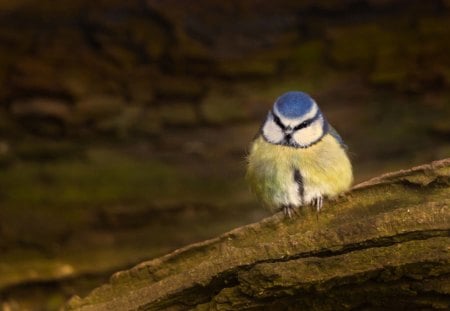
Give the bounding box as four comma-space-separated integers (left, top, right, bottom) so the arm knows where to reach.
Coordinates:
281, 205, 297, 218
311, 196, 323, 212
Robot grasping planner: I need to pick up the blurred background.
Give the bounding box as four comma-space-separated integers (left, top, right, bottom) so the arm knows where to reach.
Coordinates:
0, 0, 449, 309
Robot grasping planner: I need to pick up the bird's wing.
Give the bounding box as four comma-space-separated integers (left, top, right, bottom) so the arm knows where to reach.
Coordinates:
328, 125, 348, 150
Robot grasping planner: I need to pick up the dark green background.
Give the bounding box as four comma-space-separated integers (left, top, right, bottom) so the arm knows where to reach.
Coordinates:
0, 1, 449, 309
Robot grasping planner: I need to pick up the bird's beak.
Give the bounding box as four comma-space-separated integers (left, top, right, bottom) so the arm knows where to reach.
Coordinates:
284, 127, 293, 135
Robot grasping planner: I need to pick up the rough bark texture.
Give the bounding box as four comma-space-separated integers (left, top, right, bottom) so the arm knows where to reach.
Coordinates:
67, 158, 450, 310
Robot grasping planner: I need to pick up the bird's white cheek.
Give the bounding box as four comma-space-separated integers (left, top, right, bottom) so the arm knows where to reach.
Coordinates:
293, 119, 323, 146
262, 120, 284, 143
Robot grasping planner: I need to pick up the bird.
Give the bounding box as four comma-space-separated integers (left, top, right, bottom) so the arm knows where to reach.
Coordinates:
246, 91, 353, 217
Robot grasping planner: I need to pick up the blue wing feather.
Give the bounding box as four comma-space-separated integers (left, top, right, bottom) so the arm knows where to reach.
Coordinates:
328, 125, 348, 150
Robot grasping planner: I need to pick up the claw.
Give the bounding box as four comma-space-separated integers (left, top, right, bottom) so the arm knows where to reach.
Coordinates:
281, 205, 297, 218
312, 197, 323, 212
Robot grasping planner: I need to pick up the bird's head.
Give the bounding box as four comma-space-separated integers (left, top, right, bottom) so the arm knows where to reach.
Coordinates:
261, 91, 328, 148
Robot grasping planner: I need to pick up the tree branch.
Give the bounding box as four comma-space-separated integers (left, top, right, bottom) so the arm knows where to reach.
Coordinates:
67, 158, 450, 310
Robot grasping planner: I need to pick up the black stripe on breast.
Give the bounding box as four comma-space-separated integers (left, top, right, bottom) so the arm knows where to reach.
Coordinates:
293, 169, 304, 204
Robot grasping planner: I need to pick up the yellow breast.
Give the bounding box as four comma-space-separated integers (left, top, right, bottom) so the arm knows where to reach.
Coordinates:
246, 134, 353, 210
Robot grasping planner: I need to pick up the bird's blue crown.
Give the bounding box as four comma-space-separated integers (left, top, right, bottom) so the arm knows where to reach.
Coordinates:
274, 91, 315, 118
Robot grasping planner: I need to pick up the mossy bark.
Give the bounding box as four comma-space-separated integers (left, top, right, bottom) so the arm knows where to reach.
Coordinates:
67, 158, 450, 310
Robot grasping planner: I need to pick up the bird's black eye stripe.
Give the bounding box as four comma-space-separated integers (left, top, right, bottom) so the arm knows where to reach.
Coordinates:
271, 111, 286, 130
293, 120, 311, 130
293, 109, 321, 131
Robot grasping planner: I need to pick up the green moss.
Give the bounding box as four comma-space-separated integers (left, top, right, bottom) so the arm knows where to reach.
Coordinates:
366, 16, 450, 90
419, 18, 450, 38
231, 237, 450, 311
160, 102, 198, 126
285, 40, 326, 74
369, 47, 409, 86
155, 76, 204, 99
14, 140, 85, 161
132, 107, 162, 136
96, 106, 147, 138
328, 23, 387, 68
128, 75, 156, 104
1, 148, 223, 207
0, 146, 233, 255
200, 89, 250, 124
216, 59, 277, 78
128, 20, 167, 59
0, 144, 259, 299
73, 95, 125, 124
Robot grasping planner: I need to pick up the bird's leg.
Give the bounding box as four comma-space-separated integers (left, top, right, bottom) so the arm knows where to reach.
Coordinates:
283, 205, 292, 218
281, 205, 296, 218
312, 197, 323, 212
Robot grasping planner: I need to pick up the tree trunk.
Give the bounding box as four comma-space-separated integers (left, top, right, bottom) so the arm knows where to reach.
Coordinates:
67, 158, 450, 310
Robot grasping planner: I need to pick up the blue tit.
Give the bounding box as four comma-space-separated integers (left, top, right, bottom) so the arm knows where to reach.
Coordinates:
246, 91, 353, 217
